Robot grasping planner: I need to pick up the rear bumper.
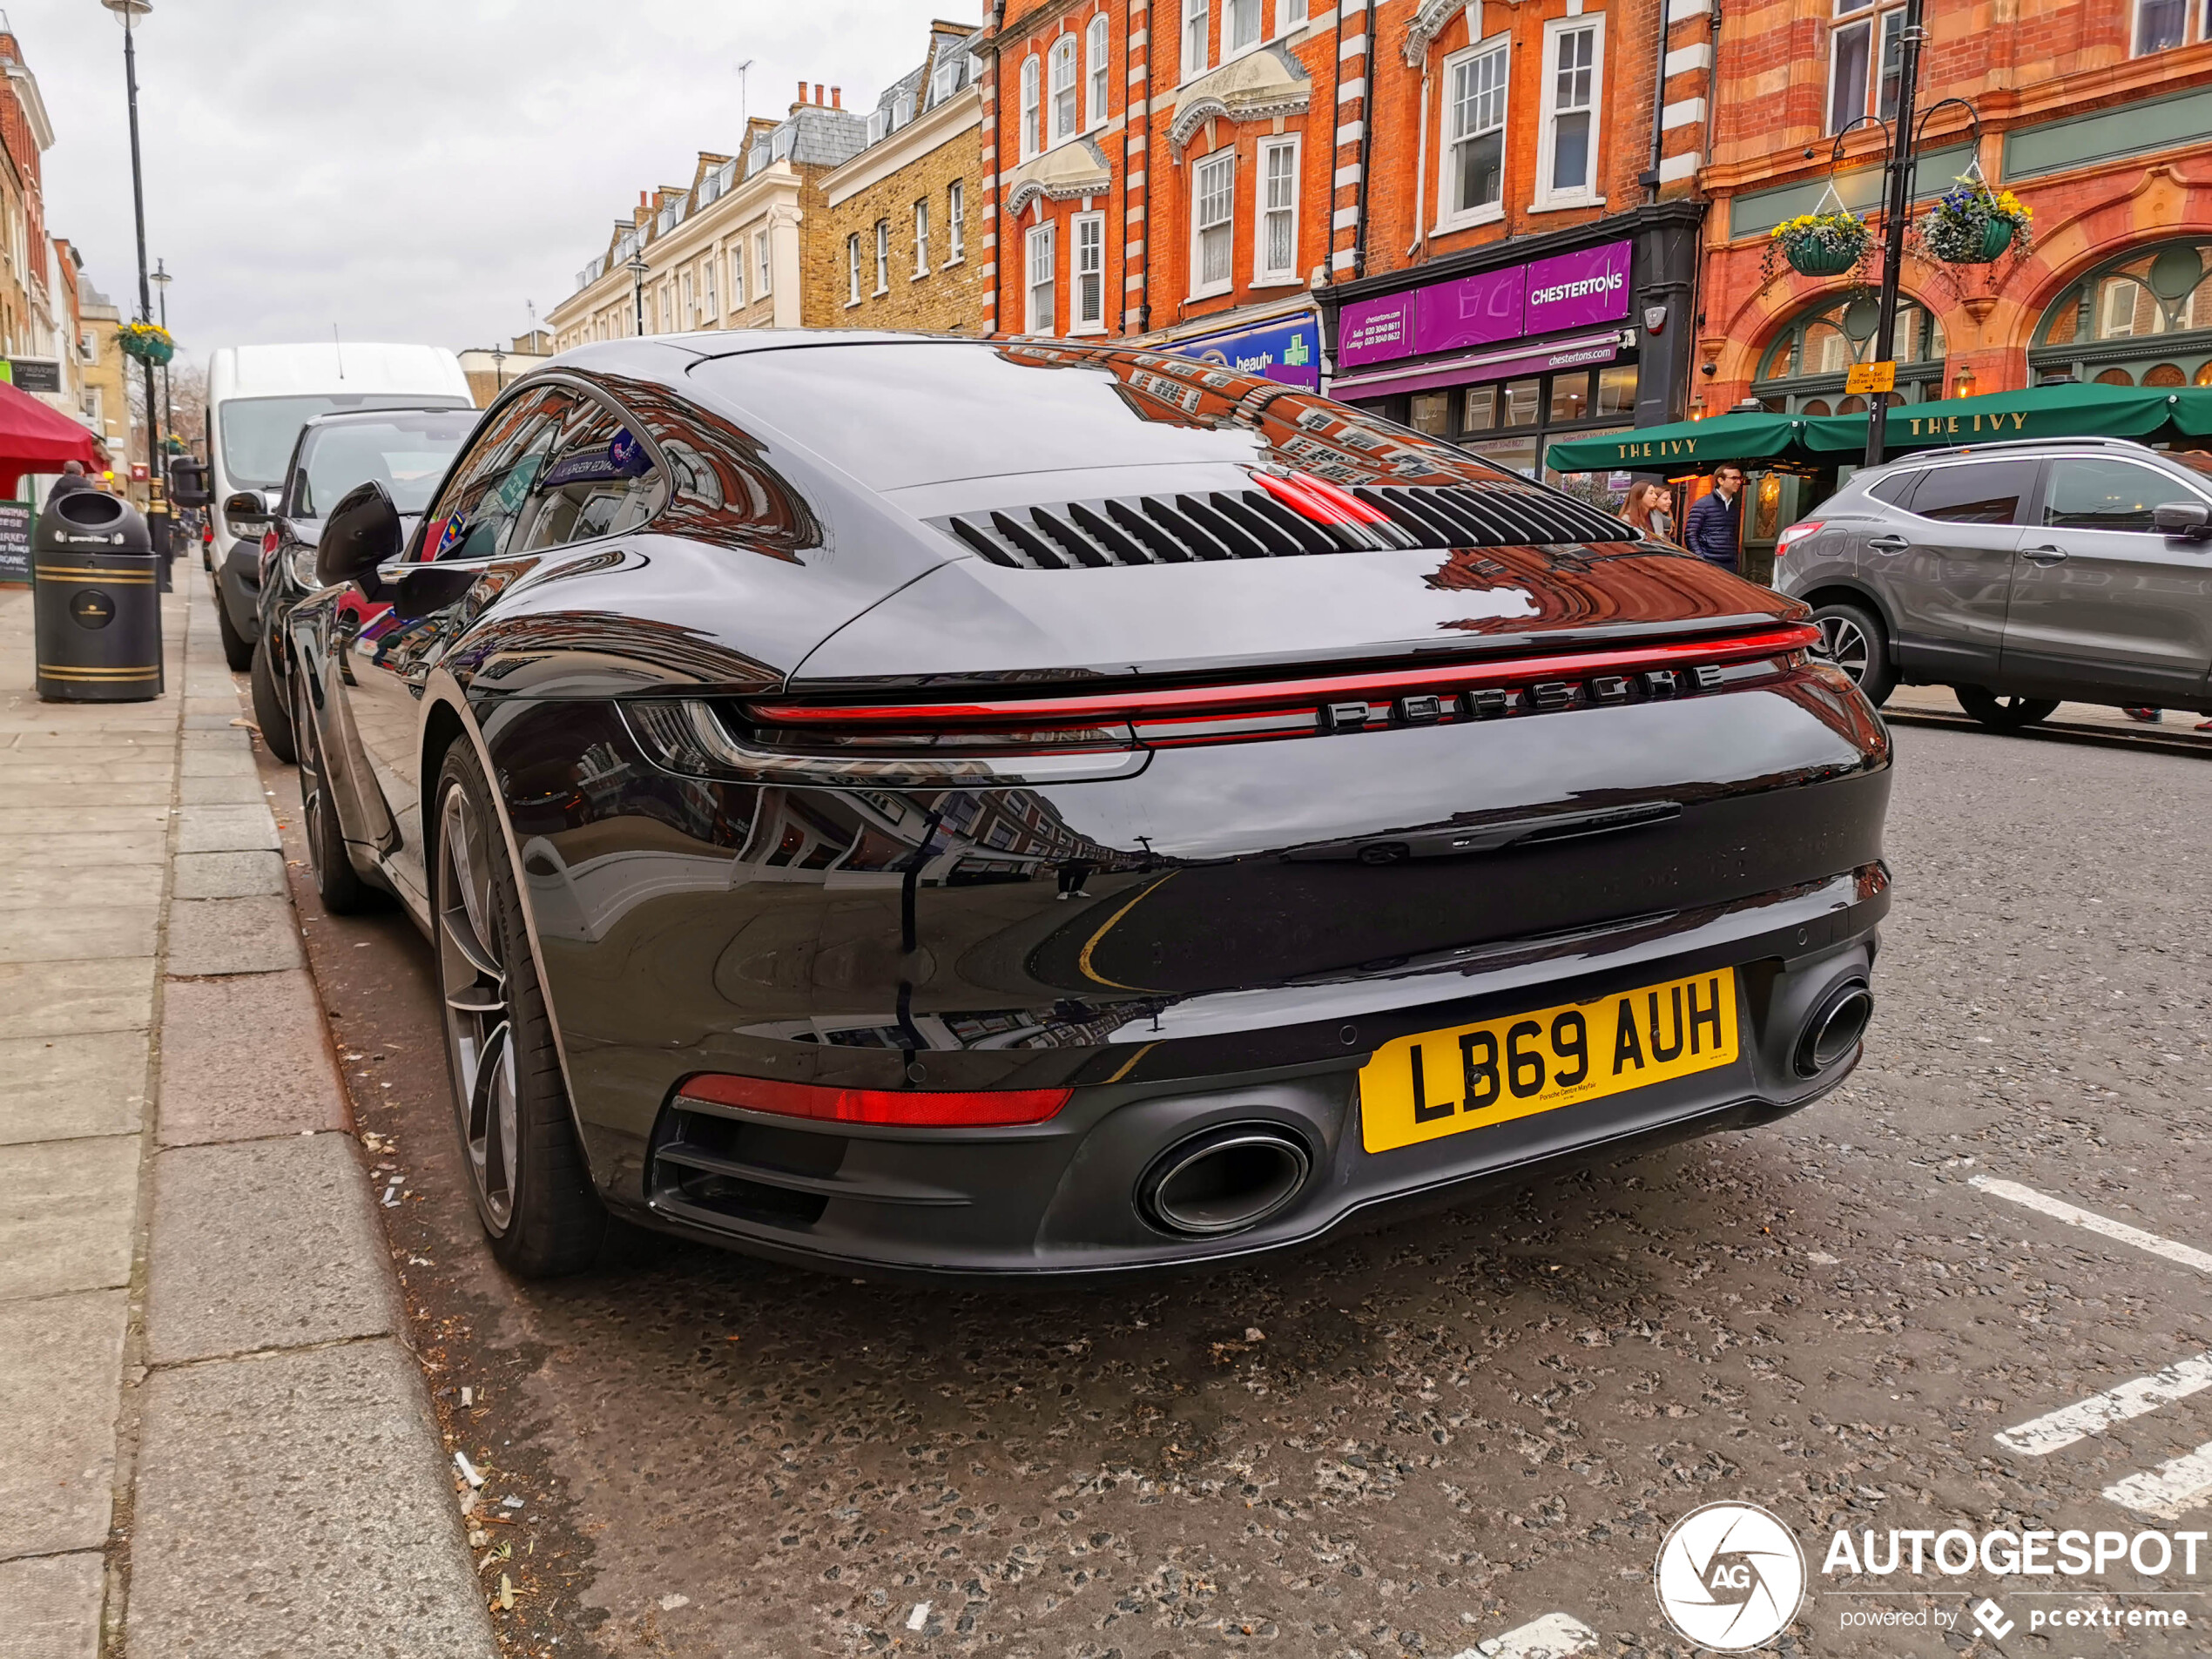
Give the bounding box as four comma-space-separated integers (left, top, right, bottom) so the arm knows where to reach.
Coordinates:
604, 868, 1885, 1279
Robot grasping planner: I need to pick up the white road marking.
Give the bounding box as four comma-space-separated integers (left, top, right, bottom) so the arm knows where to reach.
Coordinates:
1453, 1612, 1601, 1659
1995, 1352, 2212, 1454
2105, 1443, 2212, 1520
1969, 1177, 2212, 1276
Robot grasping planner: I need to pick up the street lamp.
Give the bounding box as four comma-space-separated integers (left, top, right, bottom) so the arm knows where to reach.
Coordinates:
150, 256, 172, 440
1864, 0, 1926, 469
626, 249, 650, 338
102, 0, 168, 565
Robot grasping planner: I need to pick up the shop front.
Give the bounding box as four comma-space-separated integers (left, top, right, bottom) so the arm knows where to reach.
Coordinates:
1317, 205, 1703, 510
1158, 307, 1324, 392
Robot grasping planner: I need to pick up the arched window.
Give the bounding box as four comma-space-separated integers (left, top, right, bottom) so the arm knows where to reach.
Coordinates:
1021, 55, 1042, 158
1049, 37, 1079, 144
1752, 292, 1946, 413
1086, 14, 1110, 129
2033, 239, 2212, 388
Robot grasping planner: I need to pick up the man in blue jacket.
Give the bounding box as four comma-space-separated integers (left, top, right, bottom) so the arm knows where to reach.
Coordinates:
1684, 464, 1743, 572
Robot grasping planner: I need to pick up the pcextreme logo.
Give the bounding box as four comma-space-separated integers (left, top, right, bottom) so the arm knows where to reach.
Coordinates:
1654, 1501, 1808, 1650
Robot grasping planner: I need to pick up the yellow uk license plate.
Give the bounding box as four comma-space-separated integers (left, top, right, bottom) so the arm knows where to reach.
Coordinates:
1359, 969, 1740, 1154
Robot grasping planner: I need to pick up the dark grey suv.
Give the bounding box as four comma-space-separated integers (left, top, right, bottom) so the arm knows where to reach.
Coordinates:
1775, 437, 2212, 730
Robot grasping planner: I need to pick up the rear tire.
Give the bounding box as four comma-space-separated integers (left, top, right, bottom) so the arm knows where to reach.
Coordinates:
251, 644, 297, 764
213, 586, 255, 671
293, 671, 373, 914
1807, 599, 1895, 706
432, 743, 609, 1278
1953, 685, 2060, 732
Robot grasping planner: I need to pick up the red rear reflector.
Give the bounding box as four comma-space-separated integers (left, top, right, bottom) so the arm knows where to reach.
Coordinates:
261, 529, 280, 556
676, 1074, 1071, 1128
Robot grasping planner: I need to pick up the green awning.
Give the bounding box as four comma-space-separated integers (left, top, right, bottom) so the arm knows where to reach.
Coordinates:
1804, 382, 2195, 457
2168, 386, 2212, 437
1543, 409, 1809, 475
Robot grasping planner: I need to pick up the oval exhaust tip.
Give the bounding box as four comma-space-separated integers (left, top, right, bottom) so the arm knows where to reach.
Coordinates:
1795, 982, 1873, 1078
1140, 1126, 1312, 1237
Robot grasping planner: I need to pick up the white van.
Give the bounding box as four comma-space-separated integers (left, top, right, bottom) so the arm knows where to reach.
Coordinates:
203, 342, 475, 665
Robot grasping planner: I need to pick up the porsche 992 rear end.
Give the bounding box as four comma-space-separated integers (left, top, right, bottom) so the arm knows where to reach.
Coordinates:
469, 338, 1891, 1279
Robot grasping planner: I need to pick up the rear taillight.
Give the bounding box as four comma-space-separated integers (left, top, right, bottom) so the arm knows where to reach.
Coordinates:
1775, 520, 1824, 557
624, 624, 1819, 783
675, 1074, 1071, 1128
740, 625, 1821, 738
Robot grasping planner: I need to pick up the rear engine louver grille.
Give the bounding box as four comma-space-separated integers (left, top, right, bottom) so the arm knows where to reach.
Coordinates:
939, 484, 1632, 570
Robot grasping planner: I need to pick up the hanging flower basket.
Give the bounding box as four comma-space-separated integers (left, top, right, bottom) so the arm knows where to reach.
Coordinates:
1767, 210, 1871, 282
1920, 179, 2031, 266
117, 321, 175, 366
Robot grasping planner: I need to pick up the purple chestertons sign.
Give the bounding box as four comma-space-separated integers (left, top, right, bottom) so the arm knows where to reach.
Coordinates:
1338, 239, 1632, 370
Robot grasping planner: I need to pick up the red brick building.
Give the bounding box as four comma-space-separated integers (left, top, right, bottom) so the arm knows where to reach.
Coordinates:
981, 0, 1356, 387
1698, 0, 2212, 553
976, 0, 1719, 453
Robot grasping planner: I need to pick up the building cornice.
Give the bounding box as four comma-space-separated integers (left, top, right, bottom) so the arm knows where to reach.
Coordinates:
1168, 42, 1313, 149
1403, 0, 1473, 66
822, 84, 983, 207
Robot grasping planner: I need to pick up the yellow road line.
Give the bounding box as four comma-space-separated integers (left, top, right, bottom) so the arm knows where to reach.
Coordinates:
1076, 870, 1178, 992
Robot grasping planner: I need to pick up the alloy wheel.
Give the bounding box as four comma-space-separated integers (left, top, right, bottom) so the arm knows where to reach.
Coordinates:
1813, 614, 1871, 683
438, 782, 519, 1230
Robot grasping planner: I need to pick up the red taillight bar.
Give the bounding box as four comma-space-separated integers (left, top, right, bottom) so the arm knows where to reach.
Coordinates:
745, 624, 1820, 729
676, 1074, 1072, 1128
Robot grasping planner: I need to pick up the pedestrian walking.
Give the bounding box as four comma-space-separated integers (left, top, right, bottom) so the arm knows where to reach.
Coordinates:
1622, 481, 1676, 543
1684, 466, 1744, 571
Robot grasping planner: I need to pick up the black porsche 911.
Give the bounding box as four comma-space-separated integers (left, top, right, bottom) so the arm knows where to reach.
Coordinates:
283, 332, 1891, 1280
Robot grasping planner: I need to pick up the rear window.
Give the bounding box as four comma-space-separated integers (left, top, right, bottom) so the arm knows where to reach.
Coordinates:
291, 411, 477, 517
692, 341, 1508, 494
1906, 459, 2037, 525
1866, 472, 1918, 507
218, 393, 473, 491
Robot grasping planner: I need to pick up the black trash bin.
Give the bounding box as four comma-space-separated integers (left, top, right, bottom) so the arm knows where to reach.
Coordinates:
32, 490, 164, 702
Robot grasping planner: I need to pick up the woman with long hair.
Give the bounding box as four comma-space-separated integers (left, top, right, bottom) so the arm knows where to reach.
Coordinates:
1622, 480, 1676, 543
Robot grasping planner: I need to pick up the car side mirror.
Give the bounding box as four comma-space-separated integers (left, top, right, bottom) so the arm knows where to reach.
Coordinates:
169, 458, 209, 508
2154, 501, 2212, 541
317, 480, 403, 587
223, 489, 272, 529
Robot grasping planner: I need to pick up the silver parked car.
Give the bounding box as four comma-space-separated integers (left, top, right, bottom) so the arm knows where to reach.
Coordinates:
1774, 436, 2212, 730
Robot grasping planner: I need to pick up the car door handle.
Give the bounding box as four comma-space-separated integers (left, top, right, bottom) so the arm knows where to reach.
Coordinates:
2022, 545, 2068, 565
1866, 536, 1909, 553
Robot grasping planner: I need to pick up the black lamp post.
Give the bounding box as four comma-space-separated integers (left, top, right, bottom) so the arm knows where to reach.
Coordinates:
1864, 0, 1927, 469
103, 0, 167, 566
151, 256, 172, 439
627, 249, 650, 337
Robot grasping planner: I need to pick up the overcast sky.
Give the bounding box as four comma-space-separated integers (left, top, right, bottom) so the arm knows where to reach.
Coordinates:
27, 0, 972, 362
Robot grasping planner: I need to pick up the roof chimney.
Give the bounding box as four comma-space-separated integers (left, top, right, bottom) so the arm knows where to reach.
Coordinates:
831, 86, 842, 108
797, 78, 807, 104
814, 83, 825, 105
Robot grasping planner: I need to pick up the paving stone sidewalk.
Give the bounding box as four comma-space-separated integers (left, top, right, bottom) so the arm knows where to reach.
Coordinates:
0, 572, 492, 1657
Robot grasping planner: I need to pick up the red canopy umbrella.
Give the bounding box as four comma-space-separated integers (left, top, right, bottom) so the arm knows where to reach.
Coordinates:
0, 376, 102, 500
